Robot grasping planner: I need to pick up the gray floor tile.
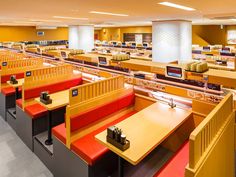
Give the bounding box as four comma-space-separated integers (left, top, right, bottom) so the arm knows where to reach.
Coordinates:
0, 117, 53, 177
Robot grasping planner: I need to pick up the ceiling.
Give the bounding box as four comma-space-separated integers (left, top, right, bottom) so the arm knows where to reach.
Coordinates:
1, 0, 236, 27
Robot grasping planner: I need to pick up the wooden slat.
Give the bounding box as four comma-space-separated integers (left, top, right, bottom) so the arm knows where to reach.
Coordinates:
188, 93, 233, 169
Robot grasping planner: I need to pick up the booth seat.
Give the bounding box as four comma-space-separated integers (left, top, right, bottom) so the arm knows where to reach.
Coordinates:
1, 86, 22, 96
70, 92, 135, 132
16, 77, 83, 119
1, 73, 24, 83
0, 72, 24, 96
153, 141, 189, 177
53, 92, 135, 166
24, 104, 48, 119
24, 77, 83, 100
71, 111, 136, 166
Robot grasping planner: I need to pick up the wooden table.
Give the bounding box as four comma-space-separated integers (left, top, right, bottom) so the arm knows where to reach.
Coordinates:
35, 89, 69, 145
35, 90, 69, 111
96, 102, 192, 177
7, 78, 24, 88
7, 78, 24, 99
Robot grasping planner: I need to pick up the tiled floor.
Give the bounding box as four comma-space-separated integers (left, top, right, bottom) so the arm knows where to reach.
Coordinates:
0, 117, 52, 177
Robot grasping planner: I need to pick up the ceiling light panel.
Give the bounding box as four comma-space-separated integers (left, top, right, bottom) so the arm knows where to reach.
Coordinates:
90, 11, 129, 17
158, 2, 196, 11
53, 16, 88, 20
30, 19, 61, 22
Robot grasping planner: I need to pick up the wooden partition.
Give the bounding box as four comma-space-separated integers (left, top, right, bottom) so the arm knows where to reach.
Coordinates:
65, 75, 129, 148
0, 51, 27, 60
0, 58, 44, 75
22, 64, 81, 109
23, 64, 74, 88
185, 93, 235, 177
69, 76, 124, 105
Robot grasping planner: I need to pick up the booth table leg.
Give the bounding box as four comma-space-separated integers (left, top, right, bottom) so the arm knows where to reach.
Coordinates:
118, 156, 124, 177
15, 87, 19, 99
45, 111, 53, 145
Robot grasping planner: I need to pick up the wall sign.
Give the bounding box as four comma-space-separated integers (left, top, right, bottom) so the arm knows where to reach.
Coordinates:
2, 62, 7, 66
37, 31, 45, 36
72, 89, 78, 97
26, 71, 31, 77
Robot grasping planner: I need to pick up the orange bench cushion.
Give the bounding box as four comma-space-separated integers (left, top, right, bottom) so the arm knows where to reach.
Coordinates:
70, 93, 135, 132
24, 103, 47, 119
153, 141, 189, 177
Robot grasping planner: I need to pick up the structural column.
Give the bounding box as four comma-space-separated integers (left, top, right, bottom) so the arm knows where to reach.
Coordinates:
69, 25, 94, 52
152, 20, 192, 64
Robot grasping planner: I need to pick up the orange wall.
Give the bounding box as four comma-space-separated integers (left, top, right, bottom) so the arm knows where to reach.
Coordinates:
0, 26, 69, 42
99, 26, 152, 42
1, 25, 236, 46
97, 25, 236, 46
192, 25, 227, 45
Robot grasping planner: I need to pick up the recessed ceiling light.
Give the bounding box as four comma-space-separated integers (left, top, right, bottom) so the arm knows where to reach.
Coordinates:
90, 11, 129, 17
53, 16, 88, 20
158, 2, 196, 11
95, 24, 115, 27
12, 21, 40, 24
30, 19, 61, 22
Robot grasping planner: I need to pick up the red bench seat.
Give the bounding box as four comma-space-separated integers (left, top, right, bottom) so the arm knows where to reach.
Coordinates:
24, 103, 48, 119
53, 111, 137, 166
153, 141, 189, 177
70, 93, 135, 132
16, 99, 23, 108
16, 77, 83, 119
1, 73, 24, 83
24, 77, 82, 100
1, 86, 22, 96
52, 92, 136, 165
16, 99, 47, 119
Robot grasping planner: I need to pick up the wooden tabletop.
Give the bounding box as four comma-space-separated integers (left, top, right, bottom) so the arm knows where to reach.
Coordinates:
35, 89, 69, 111
95, 102, 192, 165
205, 69, 236, 79
207, 63, 235, 71
7, 78, 24, 88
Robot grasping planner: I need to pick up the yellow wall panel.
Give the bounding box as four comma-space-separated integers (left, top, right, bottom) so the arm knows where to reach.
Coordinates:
0, 26, 68, 42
